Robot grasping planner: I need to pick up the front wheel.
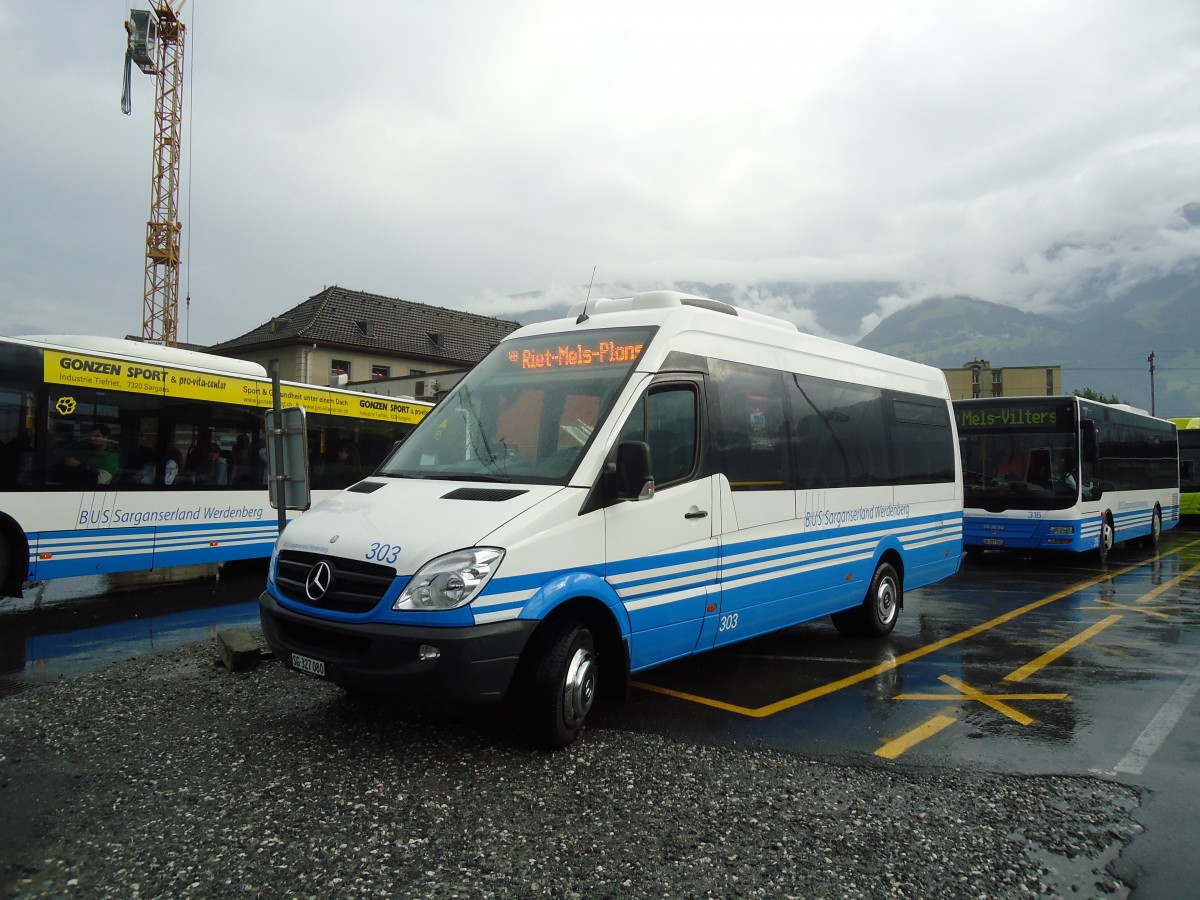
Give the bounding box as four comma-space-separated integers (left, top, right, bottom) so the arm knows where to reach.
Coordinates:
528, 620, 598, 750
0, 537, 11, 595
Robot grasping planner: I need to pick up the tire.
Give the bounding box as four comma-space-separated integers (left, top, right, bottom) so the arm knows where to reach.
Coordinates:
1143, 506, 1162, 550
0, 537, 10, 596
830, 561, 902, 639
1096, 513, 1115, 563
529, 620, 598, 750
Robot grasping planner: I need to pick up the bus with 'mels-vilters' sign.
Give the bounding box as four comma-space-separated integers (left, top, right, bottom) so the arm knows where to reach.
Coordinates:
955, 395, 1179, 560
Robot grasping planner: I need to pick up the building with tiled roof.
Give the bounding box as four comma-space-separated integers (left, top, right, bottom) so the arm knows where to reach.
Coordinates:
205, 286, 521, 396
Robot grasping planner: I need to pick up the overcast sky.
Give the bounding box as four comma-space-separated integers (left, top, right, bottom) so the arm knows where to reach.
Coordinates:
1, 0, 1197, 347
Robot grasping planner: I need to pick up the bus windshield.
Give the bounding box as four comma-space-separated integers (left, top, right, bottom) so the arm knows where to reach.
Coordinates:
957, 399, 1082, 511
379, 327, 655, 484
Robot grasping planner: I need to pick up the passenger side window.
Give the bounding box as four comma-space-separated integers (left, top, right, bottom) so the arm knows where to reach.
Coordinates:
790, 374, 887, 489
710, 361, 790, 491
890, 397, 955, 484
619, 384, 698, 488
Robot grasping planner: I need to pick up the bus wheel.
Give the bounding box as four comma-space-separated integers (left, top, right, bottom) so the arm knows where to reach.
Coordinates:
832, 561, 901, 638
1143, 506, 1162, 550
861, 561, 901, 638
1096, 514, 1115, 563
0, 537, 10, 594
529, 619, 597, 750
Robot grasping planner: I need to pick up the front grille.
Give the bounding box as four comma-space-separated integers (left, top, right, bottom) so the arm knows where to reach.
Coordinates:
276, 550, 396, 614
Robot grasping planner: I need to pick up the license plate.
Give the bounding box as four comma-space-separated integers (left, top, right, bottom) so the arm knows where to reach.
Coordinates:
291, 652, 326, 677
983, 538, 1004, 547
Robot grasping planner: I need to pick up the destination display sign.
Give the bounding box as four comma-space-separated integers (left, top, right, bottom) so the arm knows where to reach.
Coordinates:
43, 350, 426, 425
955, 401, 1073, 431
502, 330, 652, 372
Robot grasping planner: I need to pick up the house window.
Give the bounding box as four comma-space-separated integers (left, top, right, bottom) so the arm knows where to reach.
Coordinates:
371, 365, 389, 380
331, 359, 351, 380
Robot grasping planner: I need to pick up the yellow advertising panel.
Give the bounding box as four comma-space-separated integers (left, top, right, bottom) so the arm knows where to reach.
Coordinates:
44, 351, 427, 425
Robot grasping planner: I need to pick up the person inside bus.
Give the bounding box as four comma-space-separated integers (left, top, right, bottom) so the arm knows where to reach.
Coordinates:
994, 440, 1027, 481
192, 442, 229, 486
164, 447, 183, 486
1055, 454, 1077, 490
62, 424, 120, 487
320, 440, 362, 488
230, 433, 255, 485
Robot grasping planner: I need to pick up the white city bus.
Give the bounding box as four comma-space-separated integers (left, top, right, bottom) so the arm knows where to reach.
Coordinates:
0, 335, 431, 596
260, 291, 964, 747
955, 396, 1179, 560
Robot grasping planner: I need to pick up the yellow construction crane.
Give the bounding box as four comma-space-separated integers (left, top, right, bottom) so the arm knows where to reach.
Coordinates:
122, 2, 187, 346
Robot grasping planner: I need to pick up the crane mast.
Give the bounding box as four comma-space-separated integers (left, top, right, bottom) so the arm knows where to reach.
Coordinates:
124, 3, 186, 346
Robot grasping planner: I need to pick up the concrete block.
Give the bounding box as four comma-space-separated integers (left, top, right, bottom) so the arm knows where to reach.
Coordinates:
217, 627, 261, 672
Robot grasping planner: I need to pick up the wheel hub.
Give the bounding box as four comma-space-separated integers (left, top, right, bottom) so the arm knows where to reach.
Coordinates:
562, 647, 597, 728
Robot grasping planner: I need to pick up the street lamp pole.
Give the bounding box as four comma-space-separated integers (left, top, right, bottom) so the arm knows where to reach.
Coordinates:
1148, 352, 1156, 416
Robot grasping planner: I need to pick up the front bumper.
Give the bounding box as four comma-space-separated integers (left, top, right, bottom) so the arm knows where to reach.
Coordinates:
259, 591, 537, 703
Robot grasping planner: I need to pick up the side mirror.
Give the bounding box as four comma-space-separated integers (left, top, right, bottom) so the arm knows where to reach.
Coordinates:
615, 441, 654, 500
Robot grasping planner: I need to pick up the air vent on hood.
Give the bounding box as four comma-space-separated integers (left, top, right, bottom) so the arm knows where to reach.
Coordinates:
441, 487, 529, 502
347, 481, 385, 494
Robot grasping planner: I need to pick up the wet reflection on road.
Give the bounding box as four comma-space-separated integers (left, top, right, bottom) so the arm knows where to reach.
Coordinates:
0, 561, 268, 693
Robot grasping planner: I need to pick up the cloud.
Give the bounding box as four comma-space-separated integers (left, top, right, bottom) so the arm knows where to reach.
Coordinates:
1, 0, 1197, 346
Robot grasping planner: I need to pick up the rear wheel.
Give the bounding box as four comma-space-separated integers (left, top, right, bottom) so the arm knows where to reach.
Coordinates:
1142, 506, 1162, 550
1096, 513, 1115, 563
528, 620, 597, 750
831, 560, 902, 638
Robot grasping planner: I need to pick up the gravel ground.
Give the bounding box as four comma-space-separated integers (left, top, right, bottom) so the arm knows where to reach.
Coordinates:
0, 632, 1141, 899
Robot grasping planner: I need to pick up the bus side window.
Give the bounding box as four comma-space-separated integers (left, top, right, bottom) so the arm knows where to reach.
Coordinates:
711, 362, 789, 490
619, 385, 699, 488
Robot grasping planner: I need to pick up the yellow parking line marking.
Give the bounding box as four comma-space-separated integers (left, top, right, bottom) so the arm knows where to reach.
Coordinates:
1004, 615, 1123, 683
1011, 629, 1134, 660
632, 540, 1200, 718
894, 675, 1068, 726
1136, 560, 1200, 605
875, 714, 957, 759
1082, 600, 1172, 619
636, 568, 1118, 717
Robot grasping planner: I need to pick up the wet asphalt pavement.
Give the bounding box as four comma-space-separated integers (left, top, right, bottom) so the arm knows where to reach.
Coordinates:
2, 529, 1199, 896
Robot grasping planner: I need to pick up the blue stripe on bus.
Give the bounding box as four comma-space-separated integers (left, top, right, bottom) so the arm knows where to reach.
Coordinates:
276, 512, 961, 627
28, 519, 281, 580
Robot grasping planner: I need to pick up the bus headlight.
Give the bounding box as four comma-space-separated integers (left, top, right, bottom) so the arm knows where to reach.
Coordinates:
394, 548, 505, 611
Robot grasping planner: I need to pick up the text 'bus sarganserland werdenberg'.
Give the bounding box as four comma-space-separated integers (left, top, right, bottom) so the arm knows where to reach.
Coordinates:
260, 291, 964, 748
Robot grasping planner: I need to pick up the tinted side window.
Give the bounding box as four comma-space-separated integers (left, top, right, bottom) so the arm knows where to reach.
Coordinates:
791, 375, 887, 488
619, 384, 698, 488
709, 361, 790, 491
889, 396, 955, 484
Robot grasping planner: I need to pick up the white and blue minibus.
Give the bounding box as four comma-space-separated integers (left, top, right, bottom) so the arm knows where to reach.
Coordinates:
955, 396, 1179, 560
260, 291, 964, 747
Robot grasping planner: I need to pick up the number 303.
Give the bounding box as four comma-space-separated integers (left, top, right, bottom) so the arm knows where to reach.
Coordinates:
719, 613, 739, 632
366, 542, 400, 564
